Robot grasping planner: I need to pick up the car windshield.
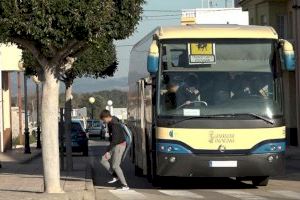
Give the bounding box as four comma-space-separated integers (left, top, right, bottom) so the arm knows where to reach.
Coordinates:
93, 121, 102, 128
71, 122, 83, 133
158, 39, 283, 118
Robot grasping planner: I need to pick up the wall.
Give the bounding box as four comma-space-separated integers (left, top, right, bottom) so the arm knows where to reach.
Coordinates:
182, 8, 249, 25
240, 0, 299, 146
0, 44, 22, 71
0, 44, 22, 151
2, 72, 12, 151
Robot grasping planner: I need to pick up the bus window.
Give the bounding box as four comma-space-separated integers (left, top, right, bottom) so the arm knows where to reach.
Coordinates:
158, 39, 283, 118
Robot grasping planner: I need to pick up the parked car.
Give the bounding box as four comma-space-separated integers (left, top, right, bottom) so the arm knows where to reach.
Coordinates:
73, 118, 86, 129
86, 119, 107, 139
70, 120, 89, 156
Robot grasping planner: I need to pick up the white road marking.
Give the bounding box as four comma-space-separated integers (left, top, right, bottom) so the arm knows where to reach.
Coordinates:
270, 190, 300, 200
109, 189, 147, 200
216, 190, 268, 200
159, 190, 204, 199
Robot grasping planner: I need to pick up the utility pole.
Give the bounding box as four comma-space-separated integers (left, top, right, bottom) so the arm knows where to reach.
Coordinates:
17, 72, 23, 145
36, 83, 41, 149
24, 74, 31, 154
59, 108, 64, 171
32, 75, 42, 149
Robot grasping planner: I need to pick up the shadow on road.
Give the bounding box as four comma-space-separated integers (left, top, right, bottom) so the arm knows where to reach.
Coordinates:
90, 140, 262, 190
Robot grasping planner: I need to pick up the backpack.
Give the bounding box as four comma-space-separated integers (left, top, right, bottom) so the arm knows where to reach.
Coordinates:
121, 123, 133, 161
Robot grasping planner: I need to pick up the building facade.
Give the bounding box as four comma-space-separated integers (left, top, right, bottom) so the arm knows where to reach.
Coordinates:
240, 0, 300, 146
0, 44, 22, 152
181, 8, 249, 25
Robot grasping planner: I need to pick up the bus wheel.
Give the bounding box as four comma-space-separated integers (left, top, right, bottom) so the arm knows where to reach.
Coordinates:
135, 165, 143, 177
236, 177, 244, 182
252, 176, 269, 186
151, 175, 161, 187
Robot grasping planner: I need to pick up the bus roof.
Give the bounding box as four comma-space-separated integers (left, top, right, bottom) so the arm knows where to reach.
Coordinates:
155, 24, 278, 40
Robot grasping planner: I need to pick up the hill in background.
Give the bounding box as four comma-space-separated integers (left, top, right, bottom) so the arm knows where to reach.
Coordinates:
72, 76, 128, 93
10, 73, 128, 96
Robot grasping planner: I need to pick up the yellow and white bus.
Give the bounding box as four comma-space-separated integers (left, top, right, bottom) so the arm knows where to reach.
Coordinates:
127, 25, 295, 186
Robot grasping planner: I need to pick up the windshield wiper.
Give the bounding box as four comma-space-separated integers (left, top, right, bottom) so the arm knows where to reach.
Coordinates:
162, 116, 212, 126
235, 113, 275, 125
160, 113, 274, 126
209, 113, 274, 125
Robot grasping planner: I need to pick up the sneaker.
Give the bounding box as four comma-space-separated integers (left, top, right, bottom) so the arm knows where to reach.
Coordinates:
108, 177, 119, 184
115, 185, 130, 191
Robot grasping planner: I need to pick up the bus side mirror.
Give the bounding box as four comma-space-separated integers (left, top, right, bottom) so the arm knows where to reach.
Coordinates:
280, 40, 296, 71
147, 40, 159, 74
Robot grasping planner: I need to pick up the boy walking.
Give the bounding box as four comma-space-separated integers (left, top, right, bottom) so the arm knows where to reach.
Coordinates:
100, 110, 129, 191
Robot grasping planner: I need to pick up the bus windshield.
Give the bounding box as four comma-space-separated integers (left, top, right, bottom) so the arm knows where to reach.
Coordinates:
158, 39, 283, 118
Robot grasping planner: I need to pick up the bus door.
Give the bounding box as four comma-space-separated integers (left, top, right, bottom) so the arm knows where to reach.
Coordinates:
137, 79, 148, 174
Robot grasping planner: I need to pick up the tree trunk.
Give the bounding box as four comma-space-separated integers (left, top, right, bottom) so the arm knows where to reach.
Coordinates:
41, 68, 63, 193
64, 81, 73, 171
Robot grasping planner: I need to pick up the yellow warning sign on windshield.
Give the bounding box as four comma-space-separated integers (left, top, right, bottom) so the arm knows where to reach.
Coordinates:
188, 42, 216, 64
190, 43, 213, 55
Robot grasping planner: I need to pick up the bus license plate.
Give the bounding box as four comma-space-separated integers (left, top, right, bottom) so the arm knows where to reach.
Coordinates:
209, 161, 237, 168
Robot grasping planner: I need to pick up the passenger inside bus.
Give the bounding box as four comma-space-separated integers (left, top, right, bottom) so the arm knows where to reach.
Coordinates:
177, 50, 189, 67
159, 72, 277, 116
213, 73, 230, 105
176, 73, 201, 106
164, 83, 179, 110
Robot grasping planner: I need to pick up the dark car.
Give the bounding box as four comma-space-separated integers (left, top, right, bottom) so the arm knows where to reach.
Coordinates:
70, 120, 89, 156
86, 119, 107, 139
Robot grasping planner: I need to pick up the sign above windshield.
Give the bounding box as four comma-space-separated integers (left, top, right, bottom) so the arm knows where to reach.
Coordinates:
188, 42, 216, 65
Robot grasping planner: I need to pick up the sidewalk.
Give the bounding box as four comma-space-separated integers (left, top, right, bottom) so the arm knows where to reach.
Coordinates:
0, 148, 95, 200
0, 144, 42, 164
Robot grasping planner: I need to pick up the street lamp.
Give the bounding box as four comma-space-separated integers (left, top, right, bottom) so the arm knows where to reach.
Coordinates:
32, 75, 41, 149
18, 62, 30, 154
89, 97, 96, 119
107, 100, 113, 115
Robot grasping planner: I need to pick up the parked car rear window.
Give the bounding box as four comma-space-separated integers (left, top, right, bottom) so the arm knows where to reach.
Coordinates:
72, 122, 83, 132
93, 121, 102, 128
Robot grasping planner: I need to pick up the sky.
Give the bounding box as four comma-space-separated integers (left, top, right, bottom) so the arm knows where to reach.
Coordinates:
11, 0, 235, 96
114, 0, 230, 78
67, 0, 232, 93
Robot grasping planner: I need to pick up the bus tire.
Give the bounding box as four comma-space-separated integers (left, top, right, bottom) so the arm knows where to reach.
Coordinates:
151, 174, 161, 187
135, 165, 143, 177
146, 162, 161, 186
236, 177, 244, 182
252, 176, 269, 186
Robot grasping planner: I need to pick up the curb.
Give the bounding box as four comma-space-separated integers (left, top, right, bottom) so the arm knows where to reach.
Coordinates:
83, 160, 96, 200
20, 150, 42, 164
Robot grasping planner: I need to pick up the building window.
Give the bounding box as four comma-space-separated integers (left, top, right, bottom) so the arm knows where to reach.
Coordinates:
260, 15, 267, 26
276, 15, 287, 39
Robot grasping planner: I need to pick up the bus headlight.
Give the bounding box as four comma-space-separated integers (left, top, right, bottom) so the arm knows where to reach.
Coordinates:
270, 145, 277, 151
157, 143, 192, 154
167, 146, 173, 152
252, 142, 286, 154
277, 145, 282, 151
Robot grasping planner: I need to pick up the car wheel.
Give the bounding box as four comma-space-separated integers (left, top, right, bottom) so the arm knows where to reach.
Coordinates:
82, 145, 89, 157
252, 176, 269, 186
83, 150, 89, 157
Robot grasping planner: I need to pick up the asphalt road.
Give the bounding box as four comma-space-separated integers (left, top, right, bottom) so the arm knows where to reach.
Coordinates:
89, 140, 300, 200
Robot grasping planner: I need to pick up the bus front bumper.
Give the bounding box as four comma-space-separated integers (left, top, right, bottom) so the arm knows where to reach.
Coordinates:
156, 153, 285, 177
